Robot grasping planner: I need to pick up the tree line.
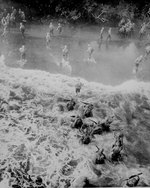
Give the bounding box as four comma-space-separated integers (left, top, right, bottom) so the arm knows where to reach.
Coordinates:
4, 0, 150, 24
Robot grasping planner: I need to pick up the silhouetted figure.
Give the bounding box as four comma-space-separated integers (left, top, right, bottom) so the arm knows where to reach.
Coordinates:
20, 22, 25, 39
71, 115, 83, 129
139, 22, 146, 40
66, 98, 76, 111
106, 27, 112, 42
111, 144, 122, 162
62, 45, 69, 61
49, 22, 54, 36
19, 45, 26, 61
87, 44, 94, 61
98, 27, 104, 48
80, 134, 91, 145
46, 32, 51, 49
56, 23, 62, 34
94, 148, 106, 164
83, 104, 94, 118
133, 55, 144, 77
75, 79, 83, 95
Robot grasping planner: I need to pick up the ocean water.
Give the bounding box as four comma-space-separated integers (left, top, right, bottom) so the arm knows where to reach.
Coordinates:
1, 23, 150, 86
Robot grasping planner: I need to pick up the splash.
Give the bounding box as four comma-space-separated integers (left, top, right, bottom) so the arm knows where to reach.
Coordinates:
0, 56, 150, 187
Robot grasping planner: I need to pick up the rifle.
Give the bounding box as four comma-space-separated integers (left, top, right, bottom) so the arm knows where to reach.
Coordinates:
95, 145, 100, 152
88, 118, 98, 124
81, 101, 93, 105
123, 173, 142, 181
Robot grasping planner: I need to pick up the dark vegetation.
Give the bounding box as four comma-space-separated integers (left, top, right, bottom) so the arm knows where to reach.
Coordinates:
1, 0, 150, 25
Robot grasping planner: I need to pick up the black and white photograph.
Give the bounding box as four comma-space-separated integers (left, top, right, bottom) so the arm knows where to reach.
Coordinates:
0, 0, 150, 187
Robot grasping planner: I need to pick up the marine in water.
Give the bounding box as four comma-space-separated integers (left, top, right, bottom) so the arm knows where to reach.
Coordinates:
75, 79, 83, 95
93, 147, 106, 165
20, 22, 25, 39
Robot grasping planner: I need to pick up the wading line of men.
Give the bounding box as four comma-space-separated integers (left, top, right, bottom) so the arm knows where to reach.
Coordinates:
1, 7, 150, 77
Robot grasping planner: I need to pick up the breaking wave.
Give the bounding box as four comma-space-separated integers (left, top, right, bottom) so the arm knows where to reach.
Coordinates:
0, 55, 150, 187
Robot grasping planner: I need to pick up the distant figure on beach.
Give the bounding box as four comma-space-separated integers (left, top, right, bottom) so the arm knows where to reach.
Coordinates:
75, 78, 83, 95
61, 45, 72, 75
18, 45, 27, 67
46, 32, 51, 49
1, 25, 8, 42
133, 55, 144, 77
19, 45, 26, 60
139, 22, 146, 40
106, 27, 112, 42
98, 27, 104, 48
87, 44, 94, 60
62, 45, 69, 61
87, 44, 96, 64
49, 22, 54, 36
20, 22, 25, 39
56, 23, 62, 34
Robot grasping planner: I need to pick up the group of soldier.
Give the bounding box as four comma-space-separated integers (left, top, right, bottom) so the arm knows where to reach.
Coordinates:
1, 156, 46, 188
46, 22, 63, 49
1, 7, 150, 77
45, 22, 113, 72
45, 20, 149, 77
64, 80, 142, 187
45, 22, 73, 74
118, 16, 150, 40
1, 5, 113, 73
118, 18, 135, 38
0, 7, 26, 65
117, 16, 150, 77
1, 7, 26, 40
98, 27, 112, 49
